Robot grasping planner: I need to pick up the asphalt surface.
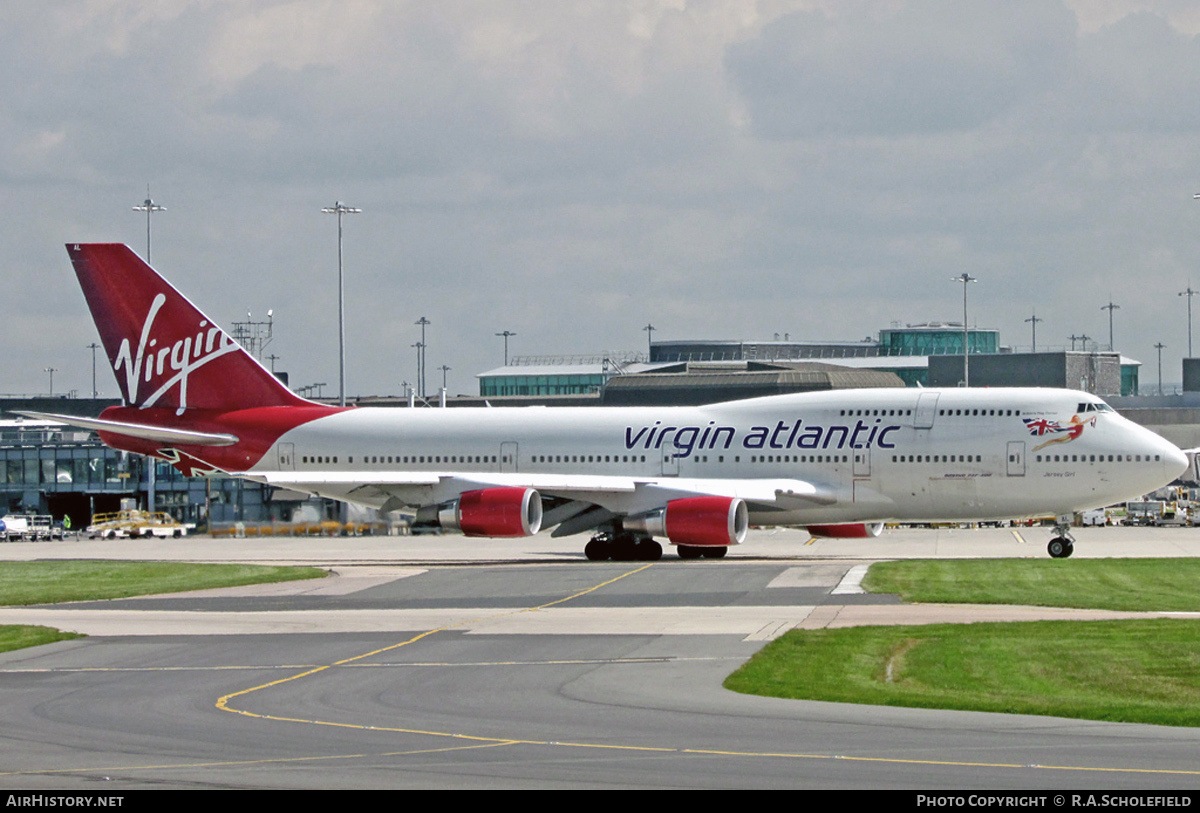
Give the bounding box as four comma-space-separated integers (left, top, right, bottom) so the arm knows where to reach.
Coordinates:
0, 525, 1197, 789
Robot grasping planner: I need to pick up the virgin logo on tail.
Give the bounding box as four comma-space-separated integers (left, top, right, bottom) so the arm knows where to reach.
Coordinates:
115, 292, 242, 414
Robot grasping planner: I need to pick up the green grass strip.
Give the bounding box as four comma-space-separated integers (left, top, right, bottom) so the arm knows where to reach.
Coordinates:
0, 561, 326, 606
864, 558, 1200, 612
0, 625, 84, 653
726, 619, 1200, 727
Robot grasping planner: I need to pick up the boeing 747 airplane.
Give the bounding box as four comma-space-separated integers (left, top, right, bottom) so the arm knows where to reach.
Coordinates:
28, 244, 1189, 560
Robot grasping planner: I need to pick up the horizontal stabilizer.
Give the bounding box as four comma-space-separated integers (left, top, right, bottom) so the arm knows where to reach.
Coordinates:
14, 411, 239, 447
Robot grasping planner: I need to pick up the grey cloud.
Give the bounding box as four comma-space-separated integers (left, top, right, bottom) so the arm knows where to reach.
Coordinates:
1066, 11, 1200, 132
726, 0, 1076, 138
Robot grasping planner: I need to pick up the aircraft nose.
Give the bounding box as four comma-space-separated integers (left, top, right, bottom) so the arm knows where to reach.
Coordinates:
1163, 441, 1190, 480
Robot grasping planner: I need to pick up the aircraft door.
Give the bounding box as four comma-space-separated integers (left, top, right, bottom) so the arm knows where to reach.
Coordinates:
1006, 441, 1025, 476
914, 393, 939, 429
276, 443, 295, 471
661, 451, 680, 476
853, 446, 871, 477
500, 442, 518, 472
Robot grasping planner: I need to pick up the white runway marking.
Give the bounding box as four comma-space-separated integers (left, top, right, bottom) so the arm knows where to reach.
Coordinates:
831, 563, 870, 594
0, 606, 821, 638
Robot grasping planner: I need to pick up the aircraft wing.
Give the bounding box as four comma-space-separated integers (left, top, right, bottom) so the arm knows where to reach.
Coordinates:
256, 470, 837, 522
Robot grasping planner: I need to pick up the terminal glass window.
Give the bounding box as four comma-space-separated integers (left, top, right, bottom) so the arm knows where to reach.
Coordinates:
480, 373, 606, 397
879, 328, 999, 357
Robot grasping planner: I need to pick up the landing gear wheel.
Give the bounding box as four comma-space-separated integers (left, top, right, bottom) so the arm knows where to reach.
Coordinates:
700, 546, 727, 559
635, 538, 663, 561
587, 532, 661, 561
1047, 519, 1076, 559
610, 533, 640, 561
677, 544, 703, 560
1047, 537, 1074, 559
584, 537, 611, 561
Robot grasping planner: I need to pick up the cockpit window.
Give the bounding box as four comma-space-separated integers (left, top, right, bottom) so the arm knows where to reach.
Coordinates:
1077, 401, 1114, 413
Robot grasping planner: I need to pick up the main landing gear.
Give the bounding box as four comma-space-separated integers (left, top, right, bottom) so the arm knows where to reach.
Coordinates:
1047, 521, 1075, 559
676, 544, 726, 559
584, 532, 729, 561
585, 531, 662, 561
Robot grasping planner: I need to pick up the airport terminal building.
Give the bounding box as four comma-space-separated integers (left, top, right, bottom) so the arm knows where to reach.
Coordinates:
479, 323, 1140, 401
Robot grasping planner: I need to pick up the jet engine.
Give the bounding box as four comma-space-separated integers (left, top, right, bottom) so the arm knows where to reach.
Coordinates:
806, 522, 884, 538
421, 487, 543, 537
625, 496, 748, 547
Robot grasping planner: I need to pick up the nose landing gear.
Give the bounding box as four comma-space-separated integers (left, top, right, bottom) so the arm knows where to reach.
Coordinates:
1047, 522, 1075, 558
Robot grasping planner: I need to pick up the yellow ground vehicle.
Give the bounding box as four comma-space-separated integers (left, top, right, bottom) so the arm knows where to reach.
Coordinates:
86, 510, 189, 539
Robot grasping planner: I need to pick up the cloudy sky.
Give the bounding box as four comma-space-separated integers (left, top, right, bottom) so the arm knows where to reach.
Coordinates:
4, 0, 1200, 399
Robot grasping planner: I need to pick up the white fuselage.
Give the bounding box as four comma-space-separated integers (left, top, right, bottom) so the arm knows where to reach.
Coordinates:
250, 387, 1188, 530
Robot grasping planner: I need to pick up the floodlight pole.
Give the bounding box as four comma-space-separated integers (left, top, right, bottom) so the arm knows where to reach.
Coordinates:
415, 317, 431, 398
1025, 311, 1042, 352
496, 330, 516, 366
132, 189, 165, 514
87, 342, 100, 398
1155, 342, 1166, 396
322, 201, 361, 406
1181, 286, 1197, 359
1101, 301, 1120, 351
412, 343, 423, 401
131, 187, 165, 262
952, 274, 977, 386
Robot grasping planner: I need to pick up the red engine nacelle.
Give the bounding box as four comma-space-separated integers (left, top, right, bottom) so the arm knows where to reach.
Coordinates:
625, 496, 748, 547
435, 487, 543, 537
806, 522, 884, 538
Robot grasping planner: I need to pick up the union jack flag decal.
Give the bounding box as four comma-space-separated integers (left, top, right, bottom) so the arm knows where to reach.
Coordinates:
1023, 418, 1060, 436
1022, 414, 1097, 451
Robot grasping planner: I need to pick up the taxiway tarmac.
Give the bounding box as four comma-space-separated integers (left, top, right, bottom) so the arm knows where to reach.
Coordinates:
0, 526, 1198, 789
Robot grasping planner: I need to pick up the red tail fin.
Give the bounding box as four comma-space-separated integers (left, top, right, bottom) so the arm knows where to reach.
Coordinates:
67, 244, 309, 414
